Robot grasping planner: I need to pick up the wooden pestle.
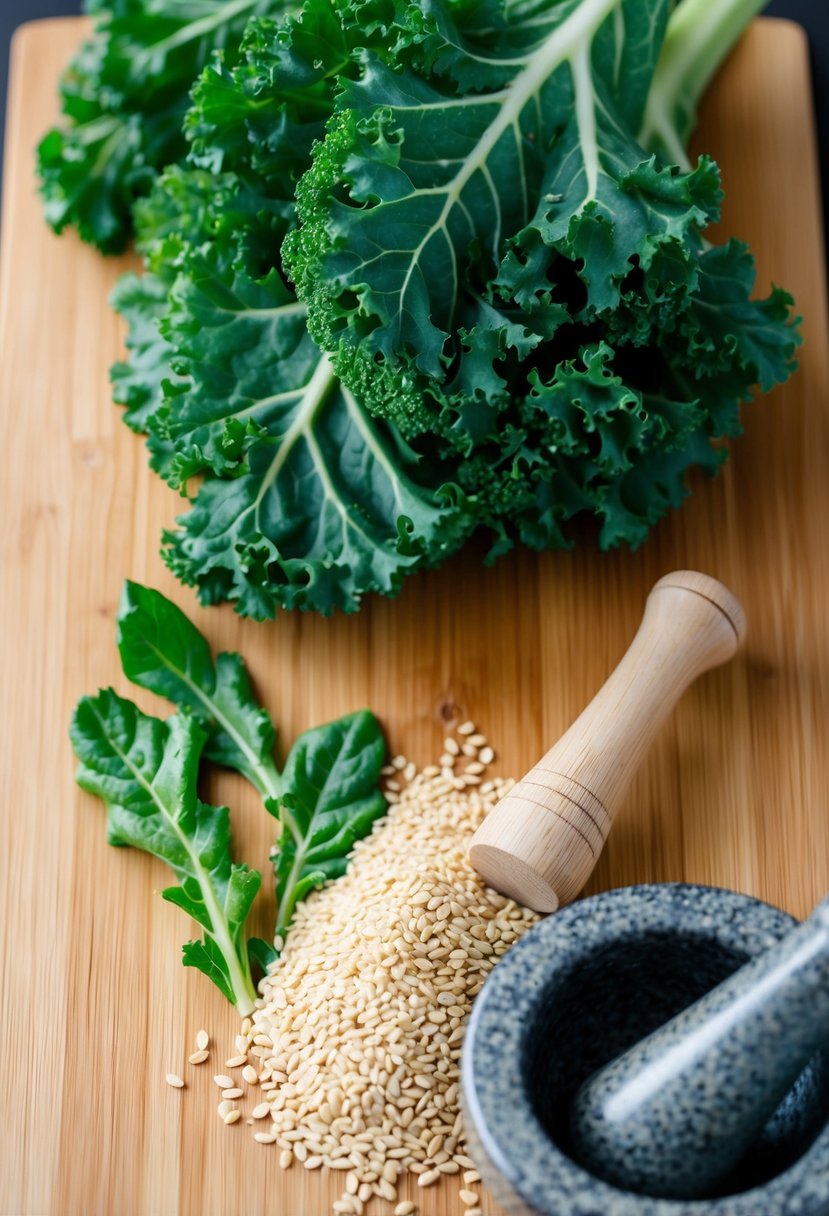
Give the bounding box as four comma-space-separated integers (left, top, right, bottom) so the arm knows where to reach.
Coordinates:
468, 571, 746, 912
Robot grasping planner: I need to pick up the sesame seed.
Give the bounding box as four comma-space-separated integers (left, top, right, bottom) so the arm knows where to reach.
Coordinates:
222, 1088, 244, 1100
188, 1050, 209, 1065
225, 1054, 247, 1069
417, 1169, 440, 1187
253, 1131, 277, 1144
459, 1189, 479, 1205
223, 1110, 241, 1125
195, 1029, 209, 1051
223, 744, 538, 1206
165, 1073, 184, 1089
242, 1065, 258, 1085
213, 1075, 233, 1089
395, 1204, 418, 1216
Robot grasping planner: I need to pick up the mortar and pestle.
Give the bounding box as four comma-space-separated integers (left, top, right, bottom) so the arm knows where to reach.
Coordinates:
463, 571, 829, 1214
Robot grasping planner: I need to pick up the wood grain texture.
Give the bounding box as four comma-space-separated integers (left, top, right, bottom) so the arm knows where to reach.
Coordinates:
1, 16, 827, 1216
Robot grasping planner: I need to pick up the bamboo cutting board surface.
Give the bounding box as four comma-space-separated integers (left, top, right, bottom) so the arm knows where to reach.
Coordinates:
1, 16, 828, 1216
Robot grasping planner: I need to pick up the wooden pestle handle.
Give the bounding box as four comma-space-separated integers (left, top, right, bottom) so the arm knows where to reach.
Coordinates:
468, 572, 746, 913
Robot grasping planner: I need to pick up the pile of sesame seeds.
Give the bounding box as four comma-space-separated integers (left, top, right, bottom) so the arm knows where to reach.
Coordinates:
170, 724, 538, 1214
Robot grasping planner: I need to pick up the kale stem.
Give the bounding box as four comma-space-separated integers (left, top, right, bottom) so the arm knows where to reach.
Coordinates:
640, 0, 768, 158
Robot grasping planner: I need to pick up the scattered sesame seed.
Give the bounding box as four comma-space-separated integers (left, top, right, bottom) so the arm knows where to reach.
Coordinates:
165, 1073, 184, 1089
223, 1110, 241, 1125
213, 1075, 233, 1089
459, 1189, 480, 1205
217, 741, 537, 1213
225, 1054, 247, 1068
188, 1050, 209, 1065
242, 1065, 258, 1085
195, 1029, 209, 1051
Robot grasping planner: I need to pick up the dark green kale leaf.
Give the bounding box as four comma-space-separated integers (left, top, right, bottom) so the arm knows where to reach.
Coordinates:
38, 0, 283, 253
70, 689, 262, 1013
272, 711, 387, 936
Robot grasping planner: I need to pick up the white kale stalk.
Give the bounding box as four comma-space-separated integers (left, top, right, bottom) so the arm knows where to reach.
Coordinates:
641, 0, 770, 165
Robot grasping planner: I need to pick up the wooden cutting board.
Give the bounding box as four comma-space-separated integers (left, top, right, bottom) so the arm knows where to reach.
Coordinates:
1, 16, 827, 1216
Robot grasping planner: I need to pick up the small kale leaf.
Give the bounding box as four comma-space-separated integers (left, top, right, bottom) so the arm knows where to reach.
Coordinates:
70, 689, 261, 1013
116, 580, 281, 799
272, 711, 387, 937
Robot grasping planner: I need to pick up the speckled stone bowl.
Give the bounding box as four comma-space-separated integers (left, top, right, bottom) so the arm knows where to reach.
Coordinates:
461, 884, 829, 1216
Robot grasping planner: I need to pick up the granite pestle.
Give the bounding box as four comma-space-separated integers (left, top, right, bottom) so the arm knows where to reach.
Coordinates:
569, 894, 829, 1200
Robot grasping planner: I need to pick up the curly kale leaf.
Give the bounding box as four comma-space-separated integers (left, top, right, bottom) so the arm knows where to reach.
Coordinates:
38, 0, 283, 253
104, 0, 801, 617
285, 0, 799, 553
117, 171, 472, 617
110, 6, 476, 617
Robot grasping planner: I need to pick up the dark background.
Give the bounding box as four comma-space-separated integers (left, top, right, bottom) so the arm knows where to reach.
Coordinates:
1, 1, 827, 239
